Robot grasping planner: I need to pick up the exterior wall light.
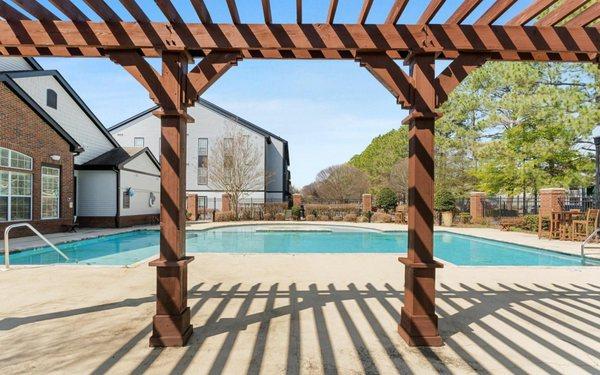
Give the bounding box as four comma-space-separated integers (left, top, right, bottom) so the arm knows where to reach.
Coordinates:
50, 155, 61, 161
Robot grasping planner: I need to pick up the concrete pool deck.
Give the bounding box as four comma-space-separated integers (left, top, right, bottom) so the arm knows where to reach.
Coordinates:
1, 254, 598, 374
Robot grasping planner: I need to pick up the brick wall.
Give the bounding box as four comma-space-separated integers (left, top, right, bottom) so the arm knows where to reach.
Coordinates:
0, 83, 75, 239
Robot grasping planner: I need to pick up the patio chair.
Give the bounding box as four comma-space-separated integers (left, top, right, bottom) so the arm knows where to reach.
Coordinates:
571, 209, 600, 241
64, 215, 79, 233
538, 215, 551, 239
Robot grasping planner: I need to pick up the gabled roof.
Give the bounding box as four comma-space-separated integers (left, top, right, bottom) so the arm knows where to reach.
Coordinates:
24, 58, 42, 71
109, 98, 288, 144
0, 74, 83, 153
77, 147, 160, 171
5, 69, 120, 149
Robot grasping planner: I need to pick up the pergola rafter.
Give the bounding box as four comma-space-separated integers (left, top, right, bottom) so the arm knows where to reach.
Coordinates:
0, 0, 597, 349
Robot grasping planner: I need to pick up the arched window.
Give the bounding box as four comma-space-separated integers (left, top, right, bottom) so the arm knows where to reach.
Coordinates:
46, 89, 57, 109
0, 147, 33, 222
0, 147, 32, 170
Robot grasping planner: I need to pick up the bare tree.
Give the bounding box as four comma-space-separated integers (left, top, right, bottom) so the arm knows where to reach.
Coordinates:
314, 164, 369, 202
389, 158, 409, 204
300, 182, 320, 202
210, 130, 266, 217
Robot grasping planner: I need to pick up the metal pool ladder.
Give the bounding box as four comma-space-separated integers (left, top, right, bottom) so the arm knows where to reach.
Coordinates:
4, 223, 69, 269
580, 228, 600, 266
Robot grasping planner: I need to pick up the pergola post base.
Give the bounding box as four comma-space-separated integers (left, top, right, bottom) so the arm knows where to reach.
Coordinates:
398, 264, 444, 347
149, 257, 194, 347
150, 309, 193, 347
398, 309, 442, 347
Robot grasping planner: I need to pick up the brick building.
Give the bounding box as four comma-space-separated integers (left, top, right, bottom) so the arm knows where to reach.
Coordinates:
0, 76, 80, 238
0, 57, 160, 238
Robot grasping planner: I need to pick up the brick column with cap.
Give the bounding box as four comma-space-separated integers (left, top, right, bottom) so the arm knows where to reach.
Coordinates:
539, 188, 566, 217
470, 192, 486, 223
186, 194, 198, 221
221, 193, 231, 212
362, 194, 372, 212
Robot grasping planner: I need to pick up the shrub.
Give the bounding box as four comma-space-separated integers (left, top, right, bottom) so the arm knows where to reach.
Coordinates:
240, 208, 254, 220
274, 213, 285, 221
357, 215, 369, 223
377, 187, 398, 212
215, 211, 235, 222
333, 215, 343, 221
521, 215, 539, 232
372, 212, 392, 223
343, 213, 357, 222
317, 214, 330, 221
364, 210, 374, 223
291, 205, 302, 220
264, 202, 288, 218
304, 203, 360, 218
458, 212, 471, 224
435, 190, 455, 212
306, 214, 316, 221
263, 213, 272, 221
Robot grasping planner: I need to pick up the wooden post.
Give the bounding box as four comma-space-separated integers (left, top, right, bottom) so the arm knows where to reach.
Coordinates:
397, 52, 443, 347
148, 52, 194, 347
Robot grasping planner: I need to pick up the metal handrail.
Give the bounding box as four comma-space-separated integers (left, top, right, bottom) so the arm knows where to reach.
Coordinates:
4, 223, 69, 269
580, 228, 600, 266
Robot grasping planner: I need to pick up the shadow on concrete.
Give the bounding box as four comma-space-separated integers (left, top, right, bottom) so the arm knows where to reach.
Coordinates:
4, 281, 598, 374
85, 282, 600, 374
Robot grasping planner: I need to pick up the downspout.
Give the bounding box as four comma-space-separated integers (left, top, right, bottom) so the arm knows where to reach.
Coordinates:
115, 168, 120, 228
595, 136, 600, 208
264, 137, 267, 203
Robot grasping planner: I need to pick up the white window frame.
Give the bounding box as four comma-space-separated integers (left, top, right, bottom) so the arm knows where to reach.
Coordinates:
0, 170, 33, 223
134, 137, 145, 148
41, 166, 60, 220
198, 138, 208, 185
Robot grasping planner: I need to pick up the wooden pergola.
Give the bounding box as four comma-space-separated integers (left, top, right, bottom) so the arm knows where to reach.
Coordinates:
1, 0, 598, 347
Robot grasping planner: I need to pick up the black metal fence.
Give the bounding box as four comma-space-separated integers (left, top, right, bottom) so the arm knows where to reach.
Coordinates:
195, 197, 289, 221
456, 194, 597, 220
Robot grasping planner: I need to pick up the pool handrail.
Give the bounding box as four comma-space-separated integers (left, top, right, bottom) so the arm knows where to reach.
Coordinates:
4, 223, 69, 269
580, 228, 600, 266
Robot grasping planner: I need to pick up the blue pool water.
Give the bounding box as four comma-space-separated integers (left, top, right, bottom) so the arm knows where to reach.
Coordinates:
2, 226, 596, 266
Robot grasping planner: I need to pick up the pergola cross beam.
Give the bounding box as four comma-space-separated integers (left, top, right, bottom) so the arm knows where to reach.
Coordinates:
0, 23, 597, 58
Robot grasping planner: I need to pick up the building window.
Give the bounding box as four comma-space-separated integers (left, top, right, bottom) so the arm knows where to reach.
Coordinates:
41, 166, 60, 219
224, 137, 234, 169
123, 191, 130, 209
46, 89, 57, 109
134, 137, 145, 148
0, 147, 33, 170
198, 138, 208, 185
0, 171, 32, 222
198, 196, 207, 210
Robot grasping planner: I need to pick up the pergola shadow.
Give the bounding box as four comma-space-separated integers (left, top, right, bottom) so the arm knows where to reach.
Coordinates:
81, 281, 600, 374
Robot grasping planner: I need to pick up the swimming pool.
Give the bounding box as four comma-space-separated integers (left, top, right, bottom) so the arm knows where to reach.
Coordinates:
2, 225, 595, 266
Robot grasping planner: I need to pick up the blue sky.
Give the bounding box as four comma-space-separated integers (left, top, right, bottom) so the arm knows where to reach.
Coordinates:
31, 0, 535, 187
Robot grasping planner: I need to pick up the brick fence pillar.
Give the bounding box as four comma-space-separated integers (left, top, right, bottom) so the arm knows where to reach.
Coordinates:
362, 194, 372, 212
221, 193, 231, 212
539, 188, 566, 217
470, 192, 486, 223
186, 194, 198, 221
292, 193, 302, 207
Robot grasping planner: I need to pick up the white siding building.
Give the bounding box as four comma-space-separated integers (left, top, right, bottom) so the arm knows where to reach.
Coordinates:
110, 99, 291, 208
